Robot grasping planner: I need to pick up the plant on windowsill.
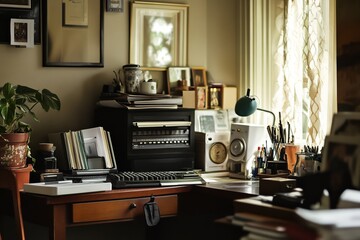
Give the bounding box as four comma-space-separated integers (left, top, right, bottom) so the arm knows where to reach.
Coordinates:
0, 82, 61, 174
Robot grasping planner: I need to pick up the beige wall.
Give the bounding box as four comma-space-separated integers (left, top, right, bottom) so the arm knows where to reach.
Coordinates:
0, 0, 237, 150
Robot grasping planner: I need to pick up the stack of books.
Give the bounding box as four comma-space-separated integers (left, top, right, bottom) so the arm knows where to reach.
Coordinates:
48, 126, 117, 175
99, 92, 182, 109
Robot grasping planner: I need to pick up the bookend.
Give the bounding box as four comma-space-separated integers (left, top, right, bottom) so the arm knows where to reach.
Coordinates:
144, 195, 160, 227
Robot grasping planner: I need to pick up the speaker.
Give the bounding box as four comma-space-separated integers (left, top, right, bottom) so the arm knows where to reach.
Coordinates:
228, 123, 266, 179
195, 132, 230, 172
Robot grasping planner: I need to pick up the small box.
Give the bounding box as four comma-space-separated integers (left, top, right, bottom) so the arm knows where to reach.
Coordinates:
222, 87, 237, 109
182, 90, 195, 108
259, 177, 296, 196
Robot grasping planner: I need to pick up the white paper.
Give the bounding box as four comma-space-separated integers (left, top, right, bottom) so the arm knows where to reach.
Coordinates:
296, 207, 360, 228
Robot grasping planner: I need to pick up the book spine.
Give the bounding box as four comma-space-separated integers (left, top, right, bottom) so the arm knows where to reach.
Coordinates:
70, 131, 84, 170
106, 130, 117, 169
64, 131, 77, 169
101, 128, 113, 169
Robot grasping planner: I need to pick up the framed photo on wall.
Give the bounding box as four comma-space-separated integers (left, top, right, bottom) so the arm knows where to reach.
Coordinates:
63, 0, 88, 27
0, 0, 40, 44
191, 67, 207, 87
106, 0, 123, 12
10, 18, 34, 47
0, 0, 31, 9
196, 86, 208, 109
130, 1, 189, 68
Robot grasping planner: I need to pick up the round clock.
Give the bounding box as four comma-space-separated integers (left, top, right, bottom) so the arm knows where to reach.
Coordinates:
230, 138, 246, 159
209, 142, 228, 164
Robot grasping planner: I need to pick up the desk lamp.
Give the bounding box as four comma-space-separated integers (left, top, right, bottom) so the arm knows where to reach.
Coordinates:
228, 89, 275, 179
235, 89, 275, 126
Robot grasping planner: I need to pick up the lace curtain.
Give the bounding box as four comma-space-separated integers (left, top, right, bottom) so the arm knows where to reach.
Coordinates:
273, 0, 328, 146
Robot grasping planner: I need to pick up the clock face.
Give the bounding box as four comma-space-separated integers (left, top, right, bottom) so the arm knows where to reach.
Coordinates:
209, 142, 228, 164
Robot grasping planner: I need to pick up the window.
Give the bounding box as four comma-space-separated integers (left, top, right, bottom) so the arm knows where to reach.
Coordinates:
238, 0, 336, 147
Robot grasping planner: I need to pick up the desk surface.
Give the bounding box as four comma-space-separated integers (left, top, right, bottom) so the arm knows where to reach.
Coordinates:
20, 177, 259, 240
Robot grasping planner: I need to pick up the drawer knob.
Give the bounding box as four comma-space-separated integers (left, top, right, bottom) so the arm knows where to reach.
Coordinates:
129, 203, 137, 209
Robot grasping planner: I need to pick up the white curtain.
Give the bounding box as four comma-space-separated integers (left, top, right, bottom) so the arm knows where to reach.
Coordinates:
273, 0, 329, 146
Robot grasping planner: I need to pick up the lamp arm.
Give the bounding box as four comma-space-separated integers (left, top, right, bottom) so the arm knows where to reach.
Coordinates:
257, 108, 276, 127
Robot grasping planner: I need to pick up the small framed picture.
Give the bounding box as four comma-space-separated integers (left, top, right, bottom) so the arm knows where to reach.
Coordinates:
167, 67, 191, 95
106, 0, 123, 12
10, 18, 34, 48
191, 67, 207, 86
209, 86, 222, 109
196, 86, 208, 109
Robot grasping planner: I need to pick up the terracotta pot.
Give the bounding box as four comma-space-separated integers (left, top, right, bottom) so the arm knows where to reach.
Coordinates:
12, 164, 33, 190
0, 133, 29, 168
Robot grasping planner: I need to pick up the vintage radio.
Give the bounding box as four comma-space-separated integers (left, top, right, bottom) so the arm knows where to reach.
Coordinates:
95, 106, 195, 171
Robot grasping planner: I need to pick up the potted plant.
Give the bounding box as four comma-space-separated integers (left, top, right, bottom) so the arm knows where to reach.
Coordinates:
0, 82, 61, 170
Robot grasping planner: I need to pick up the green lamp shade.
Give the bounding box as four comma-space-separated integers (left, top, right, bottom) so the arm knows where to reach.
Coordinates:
235, 89, 257, 116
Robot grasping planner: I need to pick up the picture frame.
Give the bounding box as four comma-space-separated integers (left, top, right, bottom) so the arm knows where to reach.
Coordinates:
10, 18, 34, 47
330, 112, 360, 136
167, 67, 191, 95
0, 0, 40, 44
0, 0, 31, 9
106, 0, 123, 12
130, 1, 189, 68
321, 135, 360, 190
209, 86, 222, 109
43, 0, 104, 67
194, 109, 230, 133
196, 86, 208, 110
191, 67, 207, 86
63, 0, 88, 27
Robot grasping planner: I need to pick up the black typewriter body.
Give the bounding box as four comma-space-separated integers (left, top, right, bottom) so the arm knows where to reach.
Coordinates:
95, 106, 195, 172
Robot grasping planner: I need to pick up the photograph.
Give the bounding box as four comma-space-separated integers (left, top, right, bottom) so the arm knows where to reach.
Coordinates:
106, 0, 123, 12
0, 0, 31, 8
209, 86, 222, 109
130, 1, 189, 68
63, 0, 88, 27
196, 86, 208, 109
10, 18, 34, 47
191, 67, 207, 86
194, 109, 230, 133
167, 67, 191, 95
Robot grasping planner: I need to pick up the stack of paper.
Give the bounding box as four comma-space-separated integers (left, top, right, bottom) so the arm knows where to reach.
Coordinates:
23, 181, 112, 196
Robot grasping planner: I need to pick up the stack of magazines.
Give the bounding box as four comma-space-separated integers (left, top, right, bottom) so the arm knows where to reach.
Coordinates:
99, 92, 182, 109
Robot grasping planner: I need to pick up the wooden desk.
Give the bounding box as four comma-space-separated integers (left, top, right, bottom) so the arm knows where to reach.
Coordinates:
21, 186, 192, 240
232, 197, 318, 239
20, 179, 259, 240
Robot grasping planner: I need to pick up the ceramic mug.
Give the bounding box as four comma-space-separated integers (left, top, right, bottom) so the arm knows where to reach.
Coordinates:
140, 81, 157, 95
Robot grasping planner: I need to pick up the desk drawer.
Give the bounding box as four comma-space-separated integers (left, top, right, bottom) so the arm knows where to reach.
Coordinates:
72, 195, 178, 223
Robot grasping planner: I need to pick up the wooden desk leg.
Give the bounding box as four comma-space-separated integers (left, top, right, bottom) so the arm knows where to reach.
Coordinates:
50, 205, 67, 240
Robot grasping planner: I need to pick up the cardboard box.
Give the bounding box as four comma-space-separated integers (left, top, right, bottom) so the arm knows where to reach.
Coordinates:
222, 87, 237, 109
182, 90, 195, 108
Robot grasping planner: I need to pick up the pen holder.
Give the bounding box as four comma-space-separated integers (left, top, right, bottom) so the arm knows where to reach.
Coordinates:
294, 152, 320, 176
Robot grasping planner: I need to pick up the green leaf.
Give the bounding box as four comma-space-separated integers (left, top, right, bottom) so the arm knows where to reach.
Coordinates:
41, 89, 61, 111
2, 83, 15, 99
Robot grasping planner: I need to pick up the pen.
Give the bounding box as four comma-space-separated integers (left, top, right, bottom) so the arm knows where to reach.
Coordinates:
287, 121, 291, 143
279, 112, 284, 143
